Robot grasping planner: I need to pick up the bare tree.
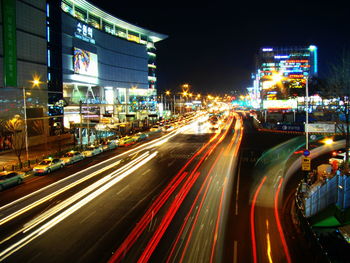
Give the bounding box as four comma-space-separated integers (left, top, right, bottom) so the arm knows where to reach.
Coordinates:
326, 50, 350, 172
5, 115, 26, 167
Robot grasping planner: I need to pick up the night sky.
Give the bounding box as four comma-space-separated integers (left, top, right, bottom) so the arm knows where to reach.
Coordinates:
88, 1, 350, 95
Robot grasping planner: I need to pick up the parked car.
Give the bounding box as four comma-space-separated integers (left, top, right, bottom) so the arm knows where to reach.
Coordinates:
162, 125, 174, 132
61, 151, 85, 165
0, 171, 24, 191
82, 145, 103, 157
33, 158, 65, 174
329, 151, 348, 165
132, 132, 148, 142
119, 136, 136, 147
102, 140, 118, 151
150, 125, 161, 132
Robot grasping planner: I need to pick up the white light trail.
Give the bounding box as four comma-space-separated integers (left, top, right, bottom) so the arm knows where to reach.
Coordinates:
0, 151, 158, 261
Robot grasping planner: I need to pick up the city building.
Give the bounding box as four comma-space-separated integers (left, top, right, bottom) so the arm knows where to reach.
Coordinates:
0, 0, 48, 149
253, 45, 318, 106
48, 0, 167, 143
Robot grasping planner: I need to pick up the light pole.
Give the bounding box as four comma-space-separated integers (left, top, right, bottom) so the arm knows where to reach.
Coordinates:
22, 88, 29, 161
305, 76, 309, 150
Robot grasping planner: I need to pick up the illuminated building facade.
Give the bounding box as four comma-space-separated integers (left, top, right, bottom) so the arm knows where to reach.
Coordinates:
256, 45, 318, 101
0, 0, 49, 146
47, 0, 167, 139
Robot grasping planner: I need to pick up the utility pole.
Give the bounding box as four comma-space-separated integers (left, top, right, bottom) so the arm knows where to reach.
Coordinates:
305, 77, 309, 150
22, 88, 29, 161
79, 100, 83, 146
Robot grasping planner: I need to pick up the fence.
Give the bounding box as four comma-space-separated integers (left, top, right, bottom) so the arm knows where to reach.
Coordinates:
305, 175, 350, 218
295, 183, 330, 263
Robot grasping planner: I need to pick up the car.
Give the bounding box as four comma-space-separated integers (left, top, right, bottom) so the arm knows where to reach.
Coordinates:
162, 125, 174, 132
132, 132, 148, 142
329, 151, 349, 165
118, 136, 136, 147
82, 145, 103, 157
0, 171, 24, 191
33, 158, 65, 174
102, 140, 118, 151
150, 125, 161, 132
61, 151, 85, 165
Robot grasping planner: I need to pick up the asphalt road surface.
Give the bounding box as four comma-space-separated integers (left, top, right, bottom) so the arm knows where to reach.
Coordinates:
0, 112, 327, 263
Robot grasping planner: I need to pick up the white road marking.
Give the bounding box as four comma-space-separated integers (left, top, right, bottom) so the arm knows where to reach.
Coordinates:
116, 185, 129, 195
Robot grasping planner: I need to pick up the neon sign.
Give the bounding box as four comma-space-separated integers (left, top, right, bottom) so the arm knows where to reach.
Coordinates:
75, 22, 95, 44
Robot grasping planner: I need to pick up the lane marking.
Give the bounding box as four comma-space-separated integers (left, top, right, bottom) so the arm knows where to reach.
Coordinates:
116, 185, 129, 196
250, 176, 267, 263
141, 169, 151, 176
235, 160, 241, 216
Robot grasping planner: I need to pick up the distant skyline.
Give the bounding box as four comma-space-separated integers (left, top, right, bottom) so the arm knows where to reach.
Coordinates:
88, 2, 350, 95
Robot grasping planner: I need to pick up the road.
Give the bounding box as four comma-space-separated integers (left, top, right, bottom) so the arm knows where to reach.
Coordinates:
0, 112, 329, 263
0, 113, 240, 262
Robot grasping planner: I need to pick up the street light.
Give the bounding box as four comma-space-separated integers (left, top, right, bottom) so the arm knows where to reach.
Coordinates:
305, 76, 309, 150
22, 88, 29, 161
165, 90, 171, 112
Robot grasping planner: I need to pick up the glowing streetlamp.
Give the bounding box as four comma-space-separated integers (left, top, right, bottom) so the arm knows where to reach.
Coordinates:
323, 138, 334, 145
22, 75, 41, 161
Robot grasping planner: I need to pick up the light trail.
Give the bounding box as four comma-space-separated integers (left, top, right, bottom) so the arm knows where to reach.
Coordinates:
0, 160, 121, 227
137, 171, 202, 263
108, 131, 222, 263
266, 220, 273, 263
274, 177, 292, 263
0, 122, 196, 227
0, 151, 158, 262
138, 119, 233, 263
210, 177, 227, 263
250, 176, 267, 263
166, 175, 213, 263
172, 148, 224, 263
22, 152, 149, 234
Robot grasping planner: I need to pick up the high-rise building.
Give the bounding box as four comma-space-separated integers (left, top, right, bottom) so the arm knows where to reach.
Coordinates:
256, 45, 318, 101
0, 0, 48, 147
48, 0, 167, 142
1, 0, 167, 149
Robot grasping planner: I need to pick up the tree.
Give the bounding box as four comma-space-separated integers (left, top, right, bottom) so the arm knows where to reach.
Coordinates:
5, 115, 26, 167
326, 50, 350, 172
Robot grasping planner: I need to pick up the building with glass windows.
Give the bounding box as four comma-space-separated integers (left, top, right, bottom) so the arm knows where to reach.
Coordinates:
47, 0, 167, 142
1, 0, 167, 150
255, 45, 318, 102
0, 0, 49, 149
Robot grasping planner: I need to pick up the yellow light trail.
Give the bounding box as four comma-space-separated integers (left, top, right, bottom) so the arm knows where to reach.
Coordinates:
266, 219, 273, 263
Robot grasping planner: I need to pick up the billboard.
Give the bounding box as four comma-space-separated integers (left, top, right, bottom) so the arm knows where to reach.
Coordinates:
263, 99, 297, 109
73, 47, 98, 77
306, 123, 335, 133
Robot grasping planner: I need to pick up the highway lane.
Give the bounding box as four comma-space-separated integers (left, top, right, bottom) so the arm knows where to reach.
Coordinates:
154, 115, 243, 263
250, 136, 346, 263
0, 115, 222, 262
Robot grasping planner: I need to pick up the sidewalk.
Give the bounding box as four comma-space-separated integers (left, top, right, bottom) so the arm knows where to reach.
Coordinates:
0, 139, 75, 171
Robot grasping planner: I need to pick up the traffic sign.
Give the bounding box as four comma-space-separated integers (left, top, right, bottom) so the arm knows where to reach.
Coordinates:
303, 149, 310, 157
302, 157, 311, 171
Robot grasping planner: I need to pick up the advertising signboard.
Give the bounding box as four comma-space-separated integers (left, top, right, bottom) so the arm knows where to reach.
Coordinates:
2, 0, 17, 87
263, 99, 297, 109
306, 123, 335, 133
73, 48, 98, 77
